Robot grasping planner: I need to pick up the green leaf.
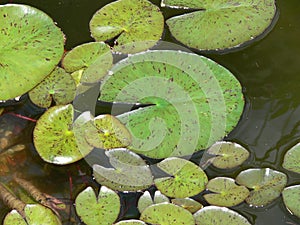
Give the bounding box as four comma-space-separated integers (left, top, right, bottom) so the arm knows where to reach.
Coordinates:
100, 50, 244, 158
203, 177, 249, 207
75, 186, 120, 225
115, 220, 147, 225
89, 0, 164, 54
29, 67, 76, 108
205, 141, 249, 169
33, 105, 93, 165
154, 157, 208, 198
140, 203, 195, 225
93, 148, 153, 191
0, 4, 64, 100
282, 185, 300, 218
171, 198, 203, 213
193, 206, 251, 225
282, 143, 300, 174
163, 0, 276, 51
3, 210, 27, 225
235, 168, 287, 207
137, 190, 169, 213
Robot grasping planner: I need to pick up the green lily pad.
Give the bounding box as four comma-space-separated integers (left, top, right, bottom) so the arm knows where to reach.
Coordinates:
89, 0, 164, 54
4, 204, 61, 225
138, 190, 169, 213
0, 4, 64, 100
193, 206, 251, 225
93, 148, 153, 191
100, 50, 244, 159
115, 220, 147, 225
171, 198, 203, 213
205, 141, 250, 169
62, 42, 113, 84
282, 185, 300, 218
235, 168, 287, 207
33, 105, 93, 165
203, 177, 249, 207
75, 186, 120, 225
140, 203, 195, 225
29, 67, 76, 108
282, 143, 300, 174
154, 157, 208, 198
85, 114, 132, 149
163, 0, 276, 51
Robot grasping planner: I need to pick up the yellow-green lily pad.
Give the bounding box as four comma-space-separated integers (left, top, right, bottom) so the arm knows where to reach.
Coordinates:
115, 220, 147, 225
171, 198, 203, 213
282, 185, 300, 218
138, 190, 169, 213
282, 143, 300, 174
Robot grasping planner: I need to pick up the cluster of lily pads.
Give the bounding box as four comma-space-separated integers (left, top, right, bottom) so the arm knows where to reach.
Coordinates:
2, 0, 300, 224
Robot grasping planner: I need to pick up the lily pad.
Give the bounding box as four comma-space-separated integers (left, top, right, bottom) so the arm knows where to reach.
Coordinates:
75, 186, 120, 225
235, 168, 287, 207
193, 206, 251, 225
140, 202, 195, 225
282, 143, 300, 174
138, 190, 169, 213
62, 42, 113, 84
99, 50, 244, 159
0, 4, 64, 100
205, 141, 250, 169
282, 185, 300, 218
85, 114, 132, 149
89, 0, 164, 54
93, 148, 153, 191
171, 198, 203, 213
203, 177, 249, 207
115, 220, 147, 225
163, 0, 277, 51
29, 67, 76, 108
33, 105, 93, 164
154, 157, 208, 198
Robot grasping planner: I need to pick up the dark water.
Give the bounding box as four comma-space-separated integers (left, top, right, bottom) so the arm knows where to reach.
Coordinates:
1, 0, 300, 224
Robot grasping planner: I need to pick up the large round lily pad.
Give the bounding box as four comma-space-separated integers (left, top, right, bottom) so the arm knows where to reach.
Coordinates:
282, 143, 300, 174
138, 190, 169, 213
154, 157, 208, 198
89, 0, 164, 54
235, 168, 287, 207
75, 186, 120, 225
163, 0, 277, 51
282, 185, 300, 218
193, 206, 251, 225
99, 50, 244, 158
0, 4, 64, 100
140, 203, 195, 225
171, 198, 203, 213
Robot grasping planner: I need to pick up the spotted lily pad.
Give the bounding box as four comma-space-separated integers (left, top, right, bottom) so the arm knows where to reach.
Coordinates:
33, 105, 93, 165
115, 220, 147, 225
93, 148, 153, 191
89, 0, 163, 54
282, 143, 300, 174
162, 0, 276, 51
235, 168, 287, 207
205, 141, 249, 169
140, 203, 195, 225
154, 157, 208, 198
203, 177, 249, 207
62, 42, 113, 84
0, 4, 64, 100
75, 186, 120, 225
99, 50, 244, 158
138, 190, 169, 213
282, 185, 300, 218
193, 206, 251, 225
171, 198, 203, 213
28, 67, 76, 108
4, 204, 61, 225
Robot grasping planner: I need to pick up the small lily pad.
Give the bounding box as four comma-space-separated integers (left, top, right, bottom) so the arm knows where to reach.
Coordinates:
33, 105, 93, 164
75, 186, 120, 225
235, 168, 287, 207
93, 148, 153, 191
0, 4, 64, 100
205, 141, 249, 169
203, 177, 249, 207
282, 185, 300, 218
154, 157, 208, 198
89, 0, 164, 54
62, 42, 113, 84
138, 190, 169, 213
29, 67, 76, 108
171, 198, 203, 213
140, 202, 195, 225
163, 0, 277, 51
115, 220, 147, 225
282, 143, 300, 174
193, 206, 251, 225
